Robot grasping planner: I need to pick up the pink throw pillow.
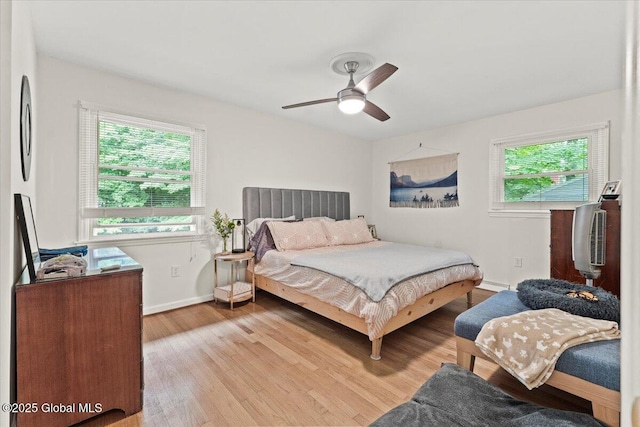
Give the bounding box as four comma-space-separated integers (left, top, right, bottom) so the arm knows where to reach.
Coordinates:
322, 217, 375, 246
267, 220, 329, 251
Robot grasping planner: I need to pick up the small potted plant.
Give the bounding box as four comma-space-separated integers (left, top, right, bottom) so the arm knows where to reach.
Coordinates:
210, 209, 235, 253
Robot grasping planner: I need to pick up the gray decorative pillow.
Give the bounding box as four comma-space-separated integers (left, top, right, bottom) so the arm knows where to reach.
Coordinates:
517, 278, 620, 325
249, 221, 277, 263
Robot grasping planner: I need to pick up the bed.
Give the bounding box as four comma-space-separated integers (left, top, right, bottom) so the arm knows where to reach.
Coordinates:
243, 187, 483, 360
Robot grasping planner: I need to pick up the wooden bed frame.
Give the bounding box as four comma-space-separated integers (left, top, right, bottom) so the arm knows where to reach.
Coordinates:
242, 187, 482, 360
249, 270, 480, 359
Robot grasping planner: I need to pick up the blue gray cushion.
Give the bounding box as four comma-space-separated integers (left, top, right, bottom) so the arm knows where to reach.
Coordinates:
370, 363, 605, 427
454, 290, 620, 391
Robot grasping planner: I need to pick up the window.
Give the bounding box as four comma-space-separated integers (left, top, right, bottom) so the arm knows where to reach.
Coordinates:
490, 122, 609, 213
79, 102, 206, 241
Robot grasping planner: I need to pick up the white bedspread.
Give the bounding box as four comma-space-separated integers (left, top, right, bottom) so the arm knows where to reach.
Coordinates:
292, 243, 475, 302
252, 241, 483, 340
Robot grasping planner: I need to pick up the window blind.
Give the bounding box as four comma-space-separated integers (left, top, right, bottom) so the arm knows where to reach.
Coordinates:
489, 122, 609, 211
78, 102, 206, 240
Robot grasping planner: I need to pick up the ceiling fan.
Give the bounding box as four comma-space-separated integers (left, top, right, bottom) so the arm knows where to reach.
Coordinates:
282, 60, 398, 121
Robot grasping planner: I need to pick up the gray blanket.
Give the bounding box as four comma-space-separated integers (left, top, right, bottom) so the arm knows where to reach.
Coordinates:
371, 364, 604, 427
291, 243, 475, 302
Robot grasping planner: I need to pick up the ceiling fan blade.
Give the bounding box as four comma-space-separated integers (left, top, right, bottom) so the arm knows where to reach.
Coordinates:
363, 100, 390, 121
354, 63, 398, 94
282, 98, 337, 109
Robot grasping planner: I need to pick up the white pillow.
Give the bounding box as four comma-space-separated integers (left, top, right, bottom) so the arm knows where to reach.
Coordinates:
322, 217, 375, 246
246, 216, 295, 239
267, 220, 328, 251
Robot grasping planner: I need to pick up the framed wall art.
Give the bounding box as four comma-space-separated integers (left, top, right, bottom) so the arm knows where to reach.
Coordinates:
20, 75, 33, 181
15, 194, 40, 282
390, 153, 459, 209
599, 180, 621, 201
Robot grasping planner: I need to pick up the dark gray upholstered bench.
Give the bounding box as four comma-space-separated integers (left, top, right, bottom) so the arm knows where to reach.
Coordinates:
371, 363, 605, 427
454, 290, 620, 427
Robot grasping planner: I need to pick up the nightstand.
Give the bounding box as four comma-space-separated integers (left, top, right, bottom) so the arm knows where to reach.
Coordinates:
213, 251, 255, 309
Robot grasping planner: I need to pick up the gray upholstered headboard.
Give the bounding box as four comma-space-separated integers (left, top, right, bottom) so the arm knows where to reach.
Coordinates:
243, 187, 350, 223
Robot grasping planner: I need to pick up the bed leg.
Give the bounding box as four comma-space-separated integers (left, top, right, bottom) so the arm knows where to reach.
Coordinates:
370, 337, 383, 360
457, 350, 475, 372
592, 403, 620, 427
466, 290, 473, 307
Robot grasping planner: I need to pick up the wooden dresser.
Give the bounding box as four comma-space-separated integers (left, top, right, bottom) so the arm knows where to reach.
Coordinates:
550, 200, 621, 296
15, 247, 143, 427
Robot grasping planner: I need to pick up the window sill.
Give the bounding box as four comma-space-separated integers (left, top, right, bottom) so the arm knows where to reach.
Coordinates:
488, 210, 551, 219
76, 234, 208, 248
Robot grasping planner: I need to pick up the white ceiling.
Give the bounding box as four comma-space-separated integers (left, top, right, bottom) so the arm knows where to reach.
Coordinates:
27, 1, 626, 141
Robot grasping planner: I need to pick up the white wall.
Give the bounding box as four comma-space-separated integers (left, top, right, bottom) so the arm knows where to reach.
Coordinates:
14, 26, 633, 426
0, 1, 38, 426
35, 56, 372, 314
0, 5, 11, 427
35, 56, 623, 310
371, 90, 622, 289
621, 4, 640, 424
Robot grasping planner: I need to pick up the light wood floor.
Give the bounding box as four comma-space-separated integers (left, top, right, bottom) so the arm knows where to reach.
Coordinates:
86, 288, 592, 427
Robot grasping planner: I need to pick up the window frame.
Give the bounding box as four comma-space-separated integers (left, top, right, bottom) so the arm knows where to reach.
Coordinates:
489, 122, 610, 216
78, 101, 207, 243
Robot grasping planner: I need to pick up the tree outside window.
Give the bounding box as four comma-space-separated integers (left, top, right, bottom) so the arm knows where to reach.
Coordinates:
79, 104, 206, 241
490, 122, 609, 213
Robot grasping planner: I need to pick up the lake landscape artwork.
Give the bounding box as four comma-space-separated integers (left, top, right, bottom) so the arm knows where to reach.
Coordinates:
390, 153, 459, 209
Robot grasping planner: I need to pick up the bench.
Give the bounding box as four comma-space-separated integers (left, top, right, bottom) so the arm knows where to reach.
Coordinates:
454, 290, 620, 426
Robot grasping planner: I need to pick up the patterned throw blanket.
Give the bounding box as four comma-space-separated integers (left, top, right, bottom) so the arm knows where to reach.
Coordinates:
475, 308, 620, 390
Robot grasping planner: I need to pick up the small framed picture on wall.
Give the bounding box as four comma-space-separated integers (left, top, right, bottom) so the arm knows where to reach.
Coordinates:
599, 180, 621, 201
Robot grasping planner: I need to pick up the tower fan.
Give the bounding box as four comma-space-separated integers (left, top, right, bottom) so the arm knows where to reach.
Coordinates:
572, 202, 607, 286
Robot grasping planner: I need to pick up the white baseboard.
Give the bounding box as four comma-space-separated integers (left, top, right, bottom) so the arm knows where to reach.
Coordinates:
477, 280, 512, 293
144, 294, 213, 316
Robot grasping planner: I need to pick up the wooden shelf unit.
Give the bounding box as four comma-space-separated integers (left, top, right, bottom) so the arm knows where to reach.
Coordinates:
213, 251, 255, 309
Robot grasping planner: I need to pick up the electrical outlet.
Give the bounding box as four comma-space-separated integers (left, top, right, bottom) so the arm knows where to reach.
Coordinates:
514, 257, 523, 268
171, 265, 181, 277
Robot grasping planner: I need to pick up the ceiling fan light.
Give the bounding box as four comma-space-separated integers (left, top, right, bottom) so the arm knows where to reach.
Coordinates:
338, 96, 365, 114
